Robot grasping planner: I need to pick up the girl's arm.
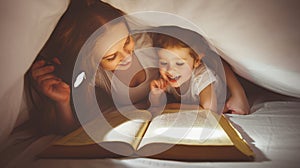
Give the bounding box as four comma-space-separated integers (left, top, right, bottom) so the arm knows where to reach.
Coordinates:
149, 79, 168, 107
199, 84, 217, 112
149, 90, 166, 107
165, 84, 216, 112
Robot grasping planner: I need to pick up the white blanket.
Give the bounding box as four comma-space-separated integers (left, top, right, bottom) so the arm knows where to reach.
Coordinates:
103, 0, 300, 98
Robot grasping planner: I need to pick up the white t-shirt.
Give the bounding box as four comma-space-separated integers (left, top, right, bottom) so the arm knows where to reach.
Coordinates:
166, 64, 218, 104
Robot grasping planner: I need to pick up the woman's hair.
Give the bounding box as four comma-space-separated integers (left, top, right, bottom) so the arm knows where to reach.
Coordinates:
152, 26, 210, 61
32, 0, 126, 119
39, 0, 126, 85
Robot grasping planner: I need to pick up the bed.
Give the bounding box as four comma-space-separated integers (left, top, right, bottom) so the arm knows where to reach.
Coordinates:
1, 0, 300, 167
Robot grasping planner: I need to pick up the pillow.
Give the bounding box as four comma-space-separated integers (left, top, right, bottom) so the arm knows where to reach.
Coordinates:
0, 0, 70, 143
103, 0, 300, 98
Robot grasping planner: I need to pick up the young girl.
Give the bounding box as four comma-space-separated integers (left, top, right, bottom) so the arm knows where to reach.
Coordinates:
149, 26, 219, 112
149, 26, 250, 115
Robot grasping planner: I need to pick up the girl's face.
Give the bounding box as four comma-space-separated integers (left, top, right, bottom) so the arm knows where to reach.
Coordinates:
158, 47, 200, 88
94, 22, 135, 71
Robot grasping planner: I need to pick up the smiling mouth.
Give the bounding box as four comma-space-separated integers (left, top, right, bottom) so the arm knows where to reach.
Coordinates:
119, 61, 131, 66
119, 56, 132, 66
167, 75, 181, 83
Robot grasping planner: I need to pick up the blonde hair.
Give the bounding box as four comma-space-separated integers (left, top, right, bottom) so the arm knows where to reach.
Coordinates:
151, 26, 211, 64
39, 0, 126, 85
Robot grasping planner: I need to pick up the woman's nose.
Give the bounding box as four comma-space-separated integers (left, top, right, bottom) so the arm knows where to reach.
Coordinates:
120, 48, 132, 59
124, 46, 132, 54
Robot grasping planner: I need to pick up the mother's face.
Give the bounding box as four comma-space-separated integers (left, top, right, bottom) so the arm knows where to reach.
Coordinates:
94, 22, 135, 71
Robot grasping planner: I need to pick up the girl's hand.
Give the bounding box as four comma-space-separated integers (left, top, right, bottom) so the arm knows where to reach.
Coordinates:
150, 78, 168, 95
30, 57, 70, 104
149, 78, 168, 108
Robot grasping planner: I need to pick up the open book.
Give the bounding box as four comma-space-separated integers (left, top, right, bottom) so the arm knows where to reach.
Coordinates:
39, 109, 254, 161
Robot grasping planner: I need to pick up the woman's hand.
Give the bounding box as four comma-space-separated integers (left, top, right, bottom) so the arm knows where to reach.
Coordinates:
30, 58, 70, 104
223, 93, 250, 115
30, 57, 77, 134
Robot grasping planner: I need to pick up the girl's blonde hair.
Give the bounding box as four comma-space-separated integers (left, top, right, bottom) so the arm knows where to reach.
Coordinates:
151, 26, 210, 62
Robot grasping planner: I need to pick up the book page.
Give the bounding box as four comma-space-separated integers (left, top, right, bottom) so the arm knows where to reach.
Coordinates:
138, 110, 233, 149
55, 109, 151, 147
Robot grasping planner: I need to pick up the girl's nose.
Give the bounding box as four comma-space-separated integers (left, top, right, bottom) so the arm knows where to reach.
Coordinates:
166, 69, 177, 77
166, 63, 177, 71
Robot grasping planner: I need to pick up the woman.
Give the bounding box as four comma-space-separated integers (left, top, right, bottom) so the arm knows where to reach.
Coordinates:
28, 0, 249, 134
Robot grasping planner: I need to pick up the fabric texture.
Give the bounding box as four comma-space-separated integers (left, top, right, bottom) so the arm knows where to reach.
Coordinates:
0, 0, 70, 143
103, 0, 300, 98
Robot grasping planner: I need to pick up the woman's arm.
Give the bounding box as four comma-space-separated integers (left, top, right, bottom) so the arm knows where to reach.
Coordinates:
54, 98, 78, 134
30, 58, 78, 134
165, 103, 200, 110
222, 60, 250, 114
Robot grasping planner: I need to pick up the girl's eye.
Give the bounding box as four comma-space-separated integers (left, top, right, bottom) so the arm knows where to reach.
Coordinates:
159, 61, 167, 66
176, 62, 184, 66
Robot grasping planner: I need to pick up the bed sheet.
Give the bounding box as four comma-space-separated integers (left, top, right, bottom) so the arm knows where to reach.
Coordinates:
1, 83, 300, 168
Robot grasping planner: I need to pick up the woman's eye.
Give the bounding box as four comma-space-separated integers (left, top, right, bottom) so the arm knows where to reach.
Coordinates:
124, 36, 131, 46
176, 62, 184, 66
106, 54, 117, 62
